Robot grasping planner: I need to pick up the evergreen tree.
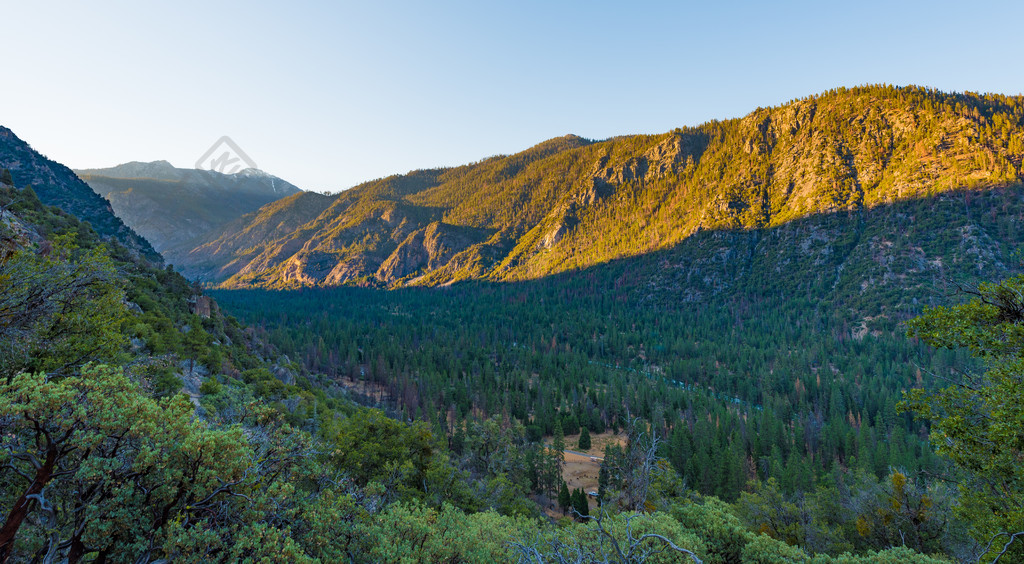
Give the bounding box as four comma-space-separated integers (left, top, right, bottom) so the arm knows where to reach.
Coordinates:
578, 426, 591, 451
597, 462, 610, 504
570, 488, 589, 519
569, 488, 582, 518
553, 419, 566, 454
545, 419, 565, 496
558, 481, 571, 514
451, 419, 465, 455
903, 275, 1024, 560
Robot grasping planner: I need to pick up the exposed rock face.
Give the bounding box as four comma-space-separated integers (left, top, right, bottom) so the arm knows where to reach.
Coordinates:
376, 222, 482, 281
583, 178, 615, 206
378, 229, 431, 280
591, 130, 707, 186
176, 87, 1024, 291
540, 222, 568, 249
188, 295, 213, 318
0, 200, 44, 262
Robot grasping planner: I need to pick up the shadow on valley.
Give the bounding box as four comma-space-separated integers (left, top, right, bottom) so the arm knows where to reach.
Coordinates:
211, 185, 1021, 501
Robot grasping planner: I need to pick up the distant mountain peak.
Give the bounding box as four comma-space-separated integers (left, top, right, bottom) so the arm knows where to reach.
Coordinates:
236, 167, 271, 177
80, 160, 181, 180
75, 161, 303, 260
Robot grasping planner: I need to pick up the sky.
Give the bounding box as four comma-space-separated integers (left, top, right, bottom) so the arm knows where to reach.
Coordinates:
3, 0, 1024, 192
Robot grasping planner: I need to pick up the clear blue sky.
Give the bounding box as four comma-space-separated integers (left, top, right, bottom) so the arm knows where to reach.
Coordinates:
3, 0, 1024, 192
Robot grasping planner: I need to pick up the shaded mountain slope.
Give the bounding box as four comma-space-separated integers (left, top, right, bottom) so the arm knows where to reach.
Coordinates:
0, 127, 159, 261
181, 86, 1024, 290
76, 161, 301, 266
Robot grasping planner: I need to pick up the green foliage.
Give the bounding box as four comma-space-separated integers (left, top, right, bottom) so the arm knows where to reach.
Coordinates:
578, 426, 592, 450
672, 496, 755, 564
353, 502, 529, 562
903, 274, 1024, 560
326, 407, 436, 493
0, 236, 129, 378
199, 376, 223, 395
735, 470, 968, 559
151, 366, 184, 397
215, 263, 956, 504
740, 533, 811, 564
0, 365, 318, 562
570, 488, 589, 519
559, 481, 572, 514
513, 509, 709, 563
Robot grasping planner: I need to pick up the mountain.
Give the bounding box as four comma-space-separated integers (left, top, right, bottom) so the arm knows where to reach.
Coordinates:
0, 102, 1006, 562
0, 126, 159, 261
183, 86, 1024, 292
76, 161, 301, 267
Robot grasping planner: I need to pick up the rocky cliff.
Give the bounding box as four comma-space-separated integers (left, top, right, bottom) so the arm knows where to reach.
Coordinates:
172, 86, 1024, 292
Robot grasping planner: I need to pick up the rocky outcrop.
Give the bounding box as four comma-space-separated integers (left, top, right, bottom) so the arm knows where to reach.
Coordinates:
171, 87, 1024, 291
376, 222, 486, 282
592, 130, 708, 187
188, 295, 214, 318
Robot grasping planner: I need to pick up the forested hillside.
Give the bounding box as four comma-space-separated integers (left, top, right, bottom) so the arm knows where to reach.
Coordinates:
184, 86, 1024, 293
199, 85, 1024, 561
0, 127, 967, 562
0, 127, 158, 261
6, 84, 1024, 561
208, 177, 1024, 559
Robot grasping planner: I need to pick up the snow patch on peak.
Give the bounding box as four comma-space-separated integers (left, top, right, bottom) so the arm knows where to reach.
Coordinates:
236, 167, 270, 177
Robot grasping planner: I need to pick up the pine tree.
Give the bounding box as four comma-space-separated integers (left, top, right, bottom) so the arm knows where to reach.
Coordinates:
570, 488, 582, 518
578, 426, 591, 451
571, 488, 590, 519
451, 419, 465, 455
558, 481, 571, 514
597, 462, 609, 504
546, 419, 565, 496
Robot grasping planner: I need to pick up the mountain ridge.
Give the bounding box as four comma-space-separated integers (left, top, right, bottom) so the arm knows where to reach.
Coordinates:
160, 86, 1024, 290
76, 161, 302, 265
0, 126, 160, 261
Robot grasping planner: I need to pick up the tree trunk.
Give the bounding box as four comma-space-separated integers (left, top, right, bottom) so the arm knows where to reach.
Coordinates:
67, 535, 88, 564
0, 447, 57, 563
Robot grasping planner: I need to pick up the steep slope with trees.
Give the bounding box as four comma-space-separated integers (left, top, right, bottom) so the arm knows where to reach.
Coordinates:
0, 127, 158, 261
182, 86, 1024, 293
0, 131, 959, 564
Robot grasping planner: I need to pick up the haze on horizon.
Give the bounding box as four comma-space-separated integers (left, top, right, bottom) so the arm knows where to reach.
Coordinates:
3, 0, 1024, 193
